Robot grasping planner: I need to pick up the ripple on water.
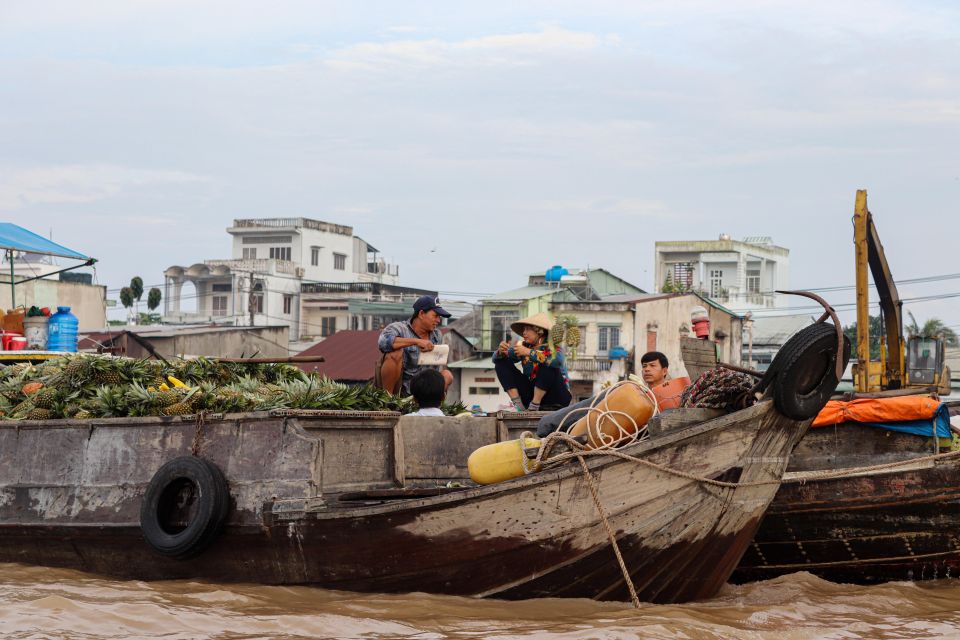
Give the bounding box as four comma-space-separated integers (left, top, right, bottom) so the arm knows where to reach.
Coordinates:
3, 565, 960, 639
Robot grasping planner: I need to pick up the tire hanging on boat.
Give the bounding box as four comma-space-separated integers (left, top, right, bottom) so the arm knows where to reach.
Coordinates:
767, 322, 851, 420
139, 456, 230, 559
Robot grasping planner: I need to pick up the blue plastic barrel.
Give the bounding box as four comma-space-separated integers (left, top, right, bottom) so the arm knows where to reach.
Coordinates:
47, 306, 79, 352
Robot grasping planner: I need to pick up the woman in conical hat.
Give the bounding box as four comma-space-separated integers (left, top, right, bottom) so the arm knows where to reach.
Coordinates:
492, 312, 572, 412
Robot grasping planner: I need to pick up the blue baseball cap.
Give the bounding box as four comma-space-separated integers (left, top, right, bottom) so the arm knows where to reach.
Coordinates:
413, 295, 451, 318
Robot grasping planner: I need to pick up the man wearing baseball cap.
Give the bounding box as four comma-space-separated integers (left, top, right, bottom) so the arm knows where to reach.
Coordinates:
376, 295, 454, 396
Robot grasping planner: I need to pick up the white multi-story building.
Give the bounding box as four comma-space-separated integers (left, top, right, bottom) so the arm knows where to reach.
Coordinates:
163, 218, 400, 340
654, 235, 789, 311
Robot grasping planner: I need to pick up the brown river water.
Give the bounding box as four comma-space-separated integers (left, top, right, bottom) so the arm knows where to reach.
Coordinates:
3, 564, 960, 639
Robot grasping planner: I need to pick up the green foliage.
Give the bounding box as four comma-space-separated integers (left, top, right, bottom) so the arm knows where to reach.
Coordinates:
137, 312, 162, 325
842, 315, 884, 361
906, 312, 959, 347
147, 287, 162, 312
661, 273, 692, 294
0, 355, 461, 420
130, 277, 144, 302
119, 287, 134, 309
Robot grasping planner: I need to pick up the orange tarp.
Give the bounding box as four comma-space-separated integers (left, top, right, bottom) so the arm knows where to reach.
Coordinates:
812, 395, 941, 428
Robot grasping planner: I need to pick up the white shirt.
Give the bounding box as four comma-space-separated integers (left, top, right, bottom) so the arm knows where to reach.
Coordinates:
410, 407, 445, 417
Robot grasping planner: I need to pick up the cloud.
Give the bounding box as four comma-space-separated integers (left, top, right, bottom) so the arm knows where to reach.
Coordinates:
0, 164, 211, 209
324, 26, 617, 72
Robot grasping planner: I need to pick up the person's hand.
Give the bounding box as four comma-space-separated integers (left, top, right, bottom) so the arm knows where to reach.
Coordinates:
417, 339, 434, 351
497, 340, 510, 354
514, 343, 531, 358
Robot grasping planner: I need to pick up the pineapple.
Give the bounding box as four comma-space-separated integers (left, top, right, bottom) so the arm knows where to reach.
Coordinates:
161, 402, 193, 416
89, 385, 128, 418
550, 321, 566, 349
90, 357, 125, 385
33, 388, 57, 410
25, 407, 52, 420
565, 325, 582, 349
74, 409, 93, 420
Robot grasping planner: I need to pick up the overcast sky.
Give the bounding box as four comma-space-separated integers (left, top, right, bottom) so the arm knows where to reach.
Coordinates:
1, 1, 958, 326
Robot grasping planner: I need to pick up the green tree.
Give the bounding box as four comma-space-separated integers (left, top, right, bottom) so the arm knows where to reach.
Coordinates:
147, 287, 162, 312
906, 312, 959, 347
842, 315, 884, 361
130, 277, 144, 302
119, 287, 134, 310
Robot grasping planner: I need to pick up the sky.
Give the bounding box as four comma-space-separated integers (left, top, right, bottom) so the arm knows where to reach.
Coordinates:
1, 0, 958, 327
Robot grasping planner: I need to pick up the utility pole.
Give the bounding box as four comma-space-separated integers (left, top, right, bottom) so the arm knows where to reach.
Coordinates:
248, 271, 255, 327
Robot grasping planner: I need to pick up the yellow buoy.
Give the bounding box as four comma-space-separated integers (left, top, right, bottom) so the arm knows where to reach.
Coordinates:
468, 437, 541, 485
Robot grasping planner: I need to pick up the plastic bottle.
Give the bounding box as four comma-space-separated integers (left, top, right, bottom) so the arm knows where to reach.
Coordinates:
47, 306, 79, 352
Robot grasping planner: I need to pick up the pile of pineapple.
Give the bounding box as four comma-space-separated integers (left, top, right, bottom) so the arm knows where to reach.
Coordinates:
549, 314, 582, 358
0, 355, 465, 421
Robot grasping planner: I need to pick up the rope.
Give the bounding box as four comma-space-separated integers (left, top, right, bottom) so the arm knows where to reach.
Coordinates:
576, 454, 641, 609
781, 447, 960, 484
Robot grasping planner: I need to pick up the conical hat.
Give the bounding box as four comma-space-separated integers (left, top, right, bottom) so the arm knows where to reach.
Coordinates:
511, 312, 553, 335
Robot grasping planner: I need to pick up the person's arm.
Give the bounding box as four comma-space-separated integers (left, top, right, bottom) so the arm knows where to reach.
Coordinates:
528, 345, 565, 368
379, 325, 434, 353
493, 340, 519, 362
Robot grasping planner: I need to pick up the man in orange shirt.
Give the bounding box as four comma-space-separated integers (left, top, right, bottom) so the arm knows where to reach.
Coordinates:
536, 351, 693, 436
641, 351, 690, 410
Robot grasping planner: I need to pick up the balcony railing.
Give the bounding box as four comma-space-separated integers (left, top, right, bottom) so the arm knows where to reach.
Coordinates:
204, 259, 297, 275
232, 218, 353, 236
567, 357, 614, 373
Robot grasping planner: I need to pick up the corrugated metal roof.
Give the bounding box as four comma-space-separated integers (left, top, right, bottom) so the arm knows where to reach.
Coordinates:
296, 330, 382, 381
482, 285, 556, 301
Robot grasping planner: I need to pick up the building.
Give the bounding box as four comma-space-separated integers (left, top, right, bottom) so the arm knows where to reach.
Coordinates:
78, 324, 290, 359
299, 282, 439, 341
0, 277, 106, 331
628, 293, 744, 379
163, 217, 402, 341
654, 236, 789, 311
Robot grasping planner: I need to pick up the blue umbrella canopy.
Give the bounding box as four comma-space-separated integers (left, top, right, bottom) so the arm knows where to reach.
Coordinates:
0, 223, 90, 260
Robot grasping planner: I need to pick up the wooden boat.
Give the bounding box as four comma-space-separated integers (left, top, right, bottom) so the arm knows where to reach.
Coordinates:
733, 402, 960, 585
0, 397, 808, 604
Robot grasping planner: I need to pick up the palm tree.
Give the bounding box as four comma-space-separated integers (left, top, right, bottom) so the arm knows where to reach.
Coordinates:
906, 312, 958, 347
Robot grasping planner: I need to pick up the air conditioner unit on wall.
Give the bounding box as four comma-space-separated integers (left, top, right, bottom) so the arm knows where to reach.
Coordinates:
295, 267, 305, 278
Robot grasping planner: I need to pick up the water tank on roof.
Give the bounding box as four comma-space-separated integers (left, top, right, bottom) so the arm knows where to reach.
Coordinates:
609, 346, 629, 360
545, 265, 569, 282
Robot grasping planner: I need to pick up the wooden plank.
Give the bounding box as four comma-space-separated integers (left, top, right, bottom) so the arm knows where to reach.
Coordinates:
647, 408, 726, 436
400, 415, 498, 479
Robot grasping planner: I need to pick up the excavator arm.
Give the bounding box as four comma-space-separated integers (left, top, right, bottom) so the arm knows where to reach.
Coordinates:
853, 190, 904, 391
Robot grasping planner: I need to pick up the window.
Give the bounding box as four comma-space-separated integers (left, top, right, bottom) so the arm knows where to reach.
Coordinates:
489, 311, 520, 350
212, 296, 228, 316
709, 269, 724, 298
311, 247, 320, 266
242, 248, 257, 259
577, 325, 587, 356
746, 268, 761, 294
250, 283, 264, 314
598, 326, 621, 355
672, 262, 693, 289
333, 253, 347, 270
212, 283, 232, 292
475, 377, 495, 383
469, 387, 501, 395
321, 317, 337, 337
270, 247, 291, 261
283, 295, 292, 315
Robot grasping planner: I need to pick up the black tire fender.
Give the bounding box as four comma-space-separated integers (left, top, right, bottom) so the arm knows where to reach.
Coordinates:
769, 322, 851, 420
140, 456, 230, 559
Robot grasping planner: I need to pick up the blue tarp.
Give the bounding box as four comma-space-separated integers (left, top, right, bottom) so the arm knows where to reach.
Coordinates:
0, 223, 90, 261
862, 402, 952, 438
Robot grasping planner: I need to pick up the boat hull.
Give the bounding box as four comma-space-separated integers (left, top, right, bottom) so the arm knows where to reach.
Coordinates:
733, 423, 960, 584
0, 403, 806, 603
